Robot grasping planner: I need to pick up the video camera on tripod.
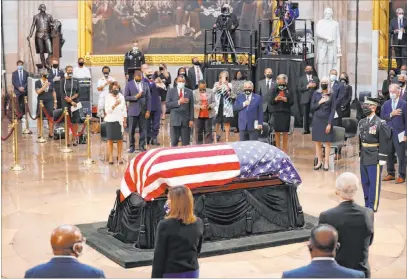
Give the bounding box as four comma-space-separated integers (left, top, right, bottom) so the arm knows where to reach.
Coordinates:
216, 6, 232, 30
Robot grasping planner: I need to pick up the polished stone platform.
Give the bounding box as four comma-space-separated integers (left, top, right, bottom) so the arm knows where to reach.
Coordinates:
1, 119, 406, 278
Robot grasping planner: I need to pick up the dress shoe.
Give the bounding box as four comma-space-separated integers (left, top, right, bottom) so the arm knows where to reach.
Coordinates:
302, 131, 310, 135
314, 162, 322, 170
382, 174, 396, 181
152, 138, 160, 146
139, 146, 146, 152
128, 147, 135, 154
334, 154, 341, 160
395, 177, 405, 184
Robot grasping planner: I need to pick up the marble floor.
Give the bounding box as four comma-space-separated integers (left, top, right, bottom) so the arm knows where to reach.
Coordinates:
1, 120, 406, 278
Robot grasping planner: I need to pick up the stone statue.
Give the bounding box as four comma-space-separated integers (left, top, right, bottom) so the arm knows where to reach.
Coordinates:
27, 4, 63, 69
316, 8, 342, 78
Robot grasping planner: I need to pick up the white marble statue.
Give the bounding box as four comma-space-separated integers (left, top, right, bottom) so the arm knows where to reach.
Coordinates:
316, 8, 342, 78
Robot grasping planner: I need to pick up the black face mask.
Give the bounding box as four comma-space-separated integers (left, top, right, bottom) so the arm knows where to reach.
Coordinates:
147, 74, 153, 80
159, 66, 164, 71
112, 89, 119, 95
265, 74, 272, 79
52, 64, 59, 69
277, 84, 286, 90
399, 81, 406, 87
193, 61, 200, 66
362, 107, 372, 117
135, 77, 142, 82
244, 89, 252, 95
321, 84, 328, 90
340, 79, 347, 84
78, 62, 84, 66
103, 72, 109, 77
305, 71, 312, 75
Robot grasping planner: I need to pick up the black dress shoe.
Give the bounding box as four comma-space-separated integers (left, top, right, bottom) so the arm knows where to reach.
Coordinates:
302, 131, 310, 135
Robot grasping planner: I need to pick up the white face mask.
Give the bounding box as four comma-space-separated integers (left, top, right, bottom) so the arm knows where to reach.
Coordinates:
390, 93, 398, 100
401, 70, 407, 75
133, 47, 138, 52
330, 75, 337, 82
177, 82, 185, 89
324, 13, 332, 20
398, 14, 404, 19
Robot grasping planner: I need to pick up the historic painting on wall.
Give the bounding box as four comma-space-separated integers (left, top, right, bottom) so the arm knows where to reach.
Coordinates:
91, 0, 274, 55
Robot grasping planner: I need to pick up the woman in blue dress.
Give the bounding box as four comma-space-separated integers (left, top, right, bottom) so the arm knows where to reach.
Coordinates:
311, 76, 336, 171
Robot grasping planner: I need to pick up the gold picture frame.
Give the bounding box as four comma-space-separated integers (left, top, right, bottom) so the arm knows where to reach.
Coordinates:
77, 0, 204, 66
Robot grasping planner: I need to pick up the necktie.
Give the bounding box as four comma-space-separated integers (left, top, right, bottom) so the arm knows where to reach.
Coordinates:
19, 71, 22, 84
307, 76, 310, 82
179, 89, 183, 98
196, 67, 200, 83
54, 69, 57, 76
267, 80, 270, 89
392, 101, 396, 111
400, 19, 402, 29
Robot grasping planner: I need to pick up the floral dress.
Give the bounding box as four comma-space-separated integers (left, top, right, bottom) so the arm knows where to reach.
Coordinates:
213, 82, 235, 124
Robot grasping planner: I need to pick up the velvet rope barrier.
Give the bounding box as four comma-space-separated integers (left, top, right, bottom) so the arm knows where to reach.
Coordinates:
66, 114, 87, 137
41, 105, 65, 124
25, 101, 38, 120
12, 97, 23, 119
1, 124, 15, 141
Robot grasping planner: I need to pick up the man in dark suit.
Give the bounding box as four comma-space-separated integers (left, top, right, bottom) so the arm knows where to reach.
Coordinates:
319, 172, 374, 278
256, 68, 274, 124
12, 60, 29, 116
390, 8, 407, 69
48, 58, 65, 109
398, 73, 407, 101
24, 225, 105, 278
381, 83, 407, 184
330, 69, 346, 159
124, 70, 151, 153
187, 57, 204, 90
166, 75, 194, 146
298, 65, 320, 134
124, 41, 145, 81
282, 224, 365, 278
233, 81, 263, 141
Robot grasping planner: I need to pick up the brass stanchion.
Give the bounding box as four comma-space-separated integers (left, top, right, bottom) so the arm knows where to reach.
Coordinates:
37, 100, 47, 143
22, 96, 32, 134
82, 115, 95, 165
60, 108, 72, 153
10, 119, 24, 171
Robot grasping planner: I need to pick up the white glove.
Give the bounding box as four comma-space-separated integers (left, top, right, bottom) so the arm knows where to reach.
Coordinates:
379, 160, 386, 166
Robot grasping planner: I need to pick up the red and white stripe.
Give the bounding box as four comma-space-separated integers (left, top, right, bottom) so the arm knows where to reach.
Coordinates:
120, 144, 241, 201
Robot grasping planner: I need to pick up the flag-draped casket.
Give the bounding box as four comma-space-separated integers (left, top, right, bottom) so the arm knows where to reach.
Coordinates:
109, 141, 304, 248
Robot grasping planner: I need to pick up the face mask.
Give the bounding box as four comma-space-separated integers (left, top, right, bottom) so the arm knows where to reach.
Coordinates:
133, 47, 138, 52
340, 78, 347, 84
78, 62, 84, 67
52, 64, 59, 69
103, 72, 109, 77
199, 88, 206, 92
321, 84, 328, 90
179, 72, 186, 76
390, 74, 395, 79
401, 70, 407, 75
135, 77, 142, 82
330, 75, 337, 82
305, 71, 312, 75
67, 72, 73, 77
244, 89, 252, 95
399, 81, 406, 87
42, 74, 48, 79
390, 93, 397, 100
177, 82, 185, 89
17, 65, 23, 70
265, 74, 272, 79
147, 74, 153, 80
193, 61, 200, 66
159, 66, 164, 71
278, 84, 286, 90
362, 107, 372, 117
398, 14, 404, 19
112, 89, 119, 95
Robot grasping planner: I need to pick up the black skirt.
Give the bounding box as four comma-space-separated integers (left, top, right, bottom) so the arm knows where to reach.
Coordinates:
106, 121, 123, 141
273, 112, 291, 132
37, 99, 54, 119
215, 97, 233, 124
312, 116, 334, 142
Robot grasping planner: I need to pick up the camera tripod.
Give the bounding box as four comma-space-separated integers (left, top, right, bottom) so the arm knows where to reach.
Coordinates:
212, 26, 238, 64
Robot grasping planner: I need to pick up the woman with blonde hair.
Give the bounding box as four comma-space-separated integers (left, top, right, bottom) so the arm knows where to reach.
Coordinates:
214, 71, 235, 142
310, 76, 336, 171
152, 185, 204, 278
154, 63, 171, 120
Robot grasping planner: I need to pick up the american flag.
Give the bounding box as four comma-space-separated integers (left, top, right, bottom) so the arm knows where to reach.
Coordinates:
120, 142, 302, 202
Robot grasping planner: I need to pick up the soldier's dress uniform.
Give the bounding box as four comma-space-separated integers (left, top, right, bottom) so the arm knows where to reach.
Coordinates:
124, 49, 145, 81
358, 98, 391, 212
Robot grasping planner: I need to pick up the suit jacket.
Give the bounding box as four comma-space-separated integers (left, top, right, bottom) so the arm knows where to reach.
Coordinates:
166, 87, 194, 126
256, 79, 274, 112
124, 80, 151, 117
270, 87, 294, 113
233, 93, 263, 131
193, 88, 215, 119
187, 65, 204, 90
24, 257, 105, 278
48, 69, 64, 92
390, 17, 407, 44
12, 70, 29, 97
401, 86, 407, 101
331, 80, 346, 118
282, 259, 365, 278
319, 201, 374, 277
381, 98, 407, 135
123, 50, 145, 74
298, 75, 320, 104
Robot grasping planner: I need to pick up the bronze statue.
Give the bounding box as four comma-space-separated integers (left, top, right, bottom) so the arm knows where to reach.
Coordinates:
27, 4, 64, 70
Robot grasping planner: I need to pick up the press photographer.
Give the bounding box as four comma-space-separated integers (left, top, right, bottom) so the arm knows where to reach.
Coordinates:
214, 4, 239, 64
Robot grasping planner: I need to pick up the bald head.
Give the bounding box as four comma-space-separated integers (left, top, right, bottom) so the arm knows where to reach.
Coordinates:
51, 225, 84, 257
309, 224, 339, 258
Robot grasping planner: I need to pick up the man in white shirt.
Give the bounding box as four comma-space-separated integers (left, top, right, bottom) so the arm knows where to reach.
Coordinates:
73, 57, 91, 79
187, 57, 203, 90
96, 66, 115, 117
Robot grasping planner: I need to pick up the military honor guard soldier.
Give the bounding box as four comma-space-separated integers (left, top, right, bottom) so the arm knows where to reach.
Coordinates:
124, 41, 145, 82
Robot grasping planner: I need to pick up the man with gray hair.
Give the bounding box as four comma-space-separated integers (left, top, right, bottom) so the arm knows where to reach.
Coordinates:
397, 73, 407, 100
319, 172, 374, 278
390, 8, 407, 68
